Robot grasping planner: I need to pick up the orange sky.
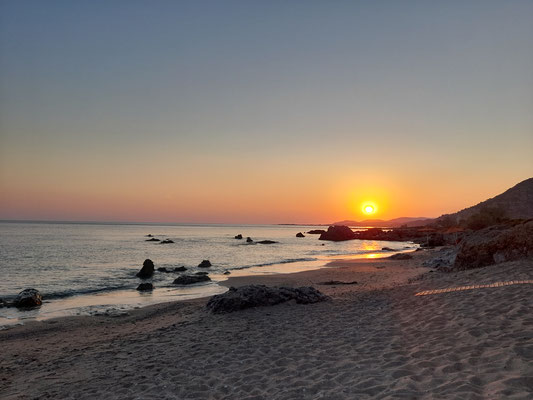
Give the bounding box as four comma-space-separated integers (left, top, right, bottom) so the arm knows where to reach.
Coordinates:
1, 2, 532, 224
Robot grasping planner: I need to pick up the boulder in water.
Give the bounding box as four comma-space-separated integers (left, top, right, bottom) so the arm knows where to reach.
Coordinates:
296, 232, 305, 238
319, 226, 357, 241
136, 283, 153, 291
136, 259, 155, 279
159, 239, 174, 244
173, 275, 211, 285
145, 238, 160, 242
246, 237, 253, 243
174, 266, 187, 272
235, 234, 243, 239
198, 260, 212, 268
257, 240, 278, 244
206, 285, 329, 313
15, 288, 42, 308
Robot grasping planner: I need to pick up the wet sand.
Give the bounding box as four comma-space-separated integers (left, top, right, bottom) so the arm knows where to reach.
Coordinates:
1, 249, 532, 399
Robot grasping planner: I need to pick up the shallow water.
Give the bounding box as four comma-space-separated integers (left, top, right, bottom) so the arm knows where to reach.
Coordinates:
0, 222, 416, 326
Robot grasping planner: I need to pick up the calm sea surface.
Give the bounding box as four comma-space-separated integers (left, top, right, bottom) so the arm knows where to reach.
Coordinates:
0, 222, 416, 327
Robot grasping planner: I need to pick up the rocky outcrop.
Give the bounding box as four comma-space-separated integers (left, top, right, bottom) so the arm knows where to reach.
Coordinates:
319, 226, 357, 241
173, 275, 211, 285
296, 232, 305, 238
159, 239, 174, 244
235, 234, 243, 239
307, 229, 326, 235
388, 253, 413, 260
145, 238, 160, 242
454, 220, 533, 270
246, 237, 253, 243
136, 259, 155, 279
15, 288, 43, 308
136, 283, 153, 291
206, 285, 329, 313
198, 260, 212, 268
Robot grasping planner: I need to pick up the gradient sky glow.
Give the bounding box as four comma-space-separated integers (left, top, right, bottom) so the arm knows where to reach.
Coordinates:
1, 1, 532, 223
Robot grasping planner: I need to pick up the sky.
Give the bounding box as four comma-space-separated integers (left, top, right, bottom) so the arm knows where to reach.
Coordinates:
1, 0, 532, 224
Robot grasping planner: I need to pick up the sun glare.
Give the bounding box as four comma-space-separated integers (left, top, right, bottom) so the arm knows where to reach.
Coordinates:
362, 203, 377, 215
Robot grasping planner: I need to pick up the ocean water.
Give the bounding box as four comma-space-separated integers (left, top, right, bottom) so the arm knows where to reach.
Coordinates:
0, 222, 416, 326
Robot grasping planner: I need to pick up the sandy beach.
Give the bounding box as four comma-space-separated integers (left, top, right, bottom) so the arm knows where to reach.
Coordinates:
1, 249, 532, 399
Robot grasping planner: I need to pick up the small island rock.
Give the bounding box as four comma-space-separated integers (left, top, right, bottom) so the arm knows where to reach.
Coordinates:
235, 234, 243, 239
136, 259, 155, 279
296, 232, 305, 238
198, 260, 212, 268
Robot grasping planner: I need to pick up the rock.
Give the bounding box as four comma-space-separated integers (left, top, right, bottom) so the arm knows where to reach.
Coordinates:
145, 238, 160, 242
246, 237, 253, 243
319, 226, 357, 241
388, 253, 413, 260
257, 240, 278, 244
307, 229, 326, 235
223, 271, 231, 275
136, 259, 155, 279
157, 267, 169, 273
320, 281, 358, 285
296, 232, 305, 238
382, 247, 394, 251
454, 220, 533, 270
235, 234, 243, 239
146, 234, 153, 237
195, 271, 209, 275
136, 283, 153, 291
206, 285, 329, 314
159, 239, 174, 244
15, 288, 42, 308
198, 260, 212, 268
174, 266, 187, 272
173, 275, 211, 285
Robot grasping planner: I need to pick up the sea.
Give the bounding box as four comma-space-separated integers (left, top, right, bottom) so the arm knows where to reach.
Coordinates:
0, 222, 417, 327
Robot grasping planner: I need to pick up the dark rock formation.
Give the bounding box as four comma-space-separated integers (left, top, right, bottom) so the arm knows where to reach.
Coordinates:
320, 281, 358, 285
159, 239, 174, 244
206, 285, 329, 313
198, 260, 212, 268
235, 234, 243, 239
136, 283, 153, 291
246, 237, 253, 243
15, 288, 42, 308
145, 238, 160, 242
136, 259, 155, 279
296, 232, 305, 238
257, 240, 278, 244
319, 225, 357, 241
157, 267, 169, 273
388, 253, 413, 260
173, 275, 211, 285
146, 234, 153, 237
174, 266, 187, 272
307, 229, 326, 235
195, 271, 209, 276
454, 220, 533, 270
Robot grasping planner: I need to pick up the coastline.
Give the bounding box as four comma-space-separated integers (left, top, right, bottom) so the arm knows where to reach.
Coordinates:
1, 249, 532, 399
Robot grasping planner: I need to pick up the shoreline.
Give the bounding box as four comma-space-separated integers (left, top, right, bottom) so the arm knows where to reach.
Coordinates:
1, 250, 532, 399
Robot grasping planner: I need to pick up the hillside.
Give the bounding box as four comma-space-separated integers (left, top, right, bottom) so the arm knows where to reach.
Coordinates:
332, 217, 431, 228
436, 177, 533, 224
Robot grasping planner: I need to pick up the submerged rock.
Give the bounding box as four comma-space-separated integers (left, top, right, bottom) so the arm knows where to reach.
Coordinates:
145, 238, 160, 242
136, 283, 153, 291
257, 240, 278, 244
159, 239, 174, 244
174, 266, 187, 272
206, 285, 329, 313
146, 234, 153, 237
136, 259, 155, 279
157, 267, 169, 273
173, 275, 211, 285
246, 237, 254, 243
198, 260, 212, 268
319, 226, 357, 241
15, 288, 42, 308
296, 232, 305, 238
195, 271, 209, 276
235, 234, 243, 239
388, 253, 413, 260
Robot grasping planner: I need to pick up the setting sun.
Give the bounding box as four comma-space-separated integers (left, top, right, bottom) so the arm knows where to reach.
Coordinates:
363, 204, 376, 215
